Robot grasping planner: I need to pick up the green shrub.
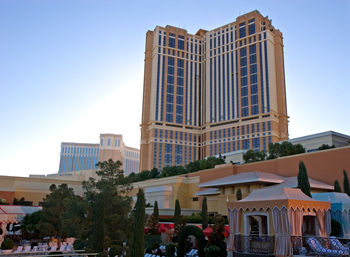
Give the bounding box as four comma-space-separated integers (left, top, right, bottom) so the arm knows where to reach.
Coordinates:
165, 242, 177, 257
73, 239, 85, 250
145, 234, 161, 252
177, 225, 206, 257
109, 244, 122, 257
204, 245, 220, 257
1, 238, 14, 250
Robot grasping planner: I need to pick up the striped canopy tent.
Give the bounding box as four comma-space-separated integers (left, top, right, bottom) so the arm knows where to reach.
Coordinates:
0, 205, 42, 244
312, 192, 350, 238
227, 187, 331, 257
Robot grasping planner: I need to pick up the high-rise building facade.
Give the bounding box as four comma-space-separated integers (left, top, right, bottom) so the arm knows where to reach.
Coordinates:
59, 134, 140, 175
59, 142, 99, 174
140, 10, 288, 171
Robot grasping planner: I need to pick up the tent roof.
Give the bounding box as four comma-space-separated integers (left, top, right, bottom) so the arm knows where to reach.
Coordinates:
241, 187, 313, 202
312, 193, 350, 210
199, 171, 285, 188
312, 192, 350, 203
228, 187, 330, 211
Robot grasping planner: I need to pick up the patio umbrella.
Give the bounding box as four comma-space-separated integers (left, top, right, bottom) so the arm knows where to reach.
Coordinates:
159, 223, 166, 233
203, 226, 213, 237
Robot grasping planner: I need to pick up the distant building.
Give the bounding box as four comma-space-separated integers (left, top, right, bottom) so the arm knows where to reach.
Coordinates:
58, 134, 140, 176
99, 134, 140, 175
288, 130, 350, 152
59, 142, 99, 175
140, 10, 289, 171
217, 130, 350, 164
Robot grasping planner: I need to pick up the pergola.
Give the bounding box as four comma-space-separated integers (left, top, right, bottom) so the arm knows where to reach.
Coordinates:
227, 187, 331, 257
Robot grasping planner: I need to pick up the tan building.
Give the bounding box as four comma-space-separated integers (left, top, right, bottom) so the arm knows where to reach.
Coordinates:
59, 133, 139, 176
140, 10, 288, 171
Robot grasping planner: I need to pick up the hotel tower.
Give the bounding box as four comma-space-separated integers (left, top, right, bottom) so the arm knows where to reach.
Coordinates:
140, 10, 288, 171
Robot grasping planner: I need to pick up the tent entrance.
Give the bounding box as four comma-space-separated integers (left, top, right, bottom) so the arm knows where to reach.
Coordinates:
302, 215, 316, 236
245, 213, 268, 235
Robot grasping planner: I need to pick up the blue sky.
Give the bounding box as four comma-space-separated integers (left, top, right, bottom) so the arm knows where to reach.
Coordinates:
0, 0, 349, 176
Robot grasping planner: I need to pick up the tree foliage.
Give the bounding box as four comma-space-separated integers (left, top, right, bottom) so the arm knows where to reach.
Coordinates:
318, 144, 335, 150
297, 161, 311, 197
21, 159, 133, 254
201, 197, 208, 230
177, 225, 206, 257
236, 189, 242, 201
130, 188, 146, 257
344, 170, 350, 196
13, 197, 32, 206
243, 142, 306, 163
243, 150, 266, 163
39, 184, 75, 241
334, 180, 341, 193
268, 142, 305, 159
206, 215, 227, 257
120, 157, 225, 184
174, 199, 186, 238
21, 210, 42, 239
82, 160, 133, 252
153, 201, 159, 224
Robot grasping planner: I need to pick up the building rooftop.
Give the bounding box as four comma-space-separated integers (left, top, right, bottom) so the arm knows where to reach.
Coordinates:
289, 130, 350, 144
271, 176, 334, 190
195, 188, 221, 196
241, 187, 313, 202
199, 171, 285, 188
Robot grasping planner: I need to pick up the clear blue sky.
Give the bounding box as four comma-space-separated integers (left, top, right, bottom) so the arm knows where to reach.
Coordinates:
0, 0, 349, 176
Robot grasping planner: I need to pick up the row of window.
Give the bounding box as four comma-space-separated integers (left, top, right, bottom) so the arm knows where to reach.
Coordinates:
209, 136, 272, 156
61, 146, 99, 156
124, 158, 139, 175
153, 143, 198, 169
125, 150, 139, 158
209, 121, 272, 140
59, 154, 98, 173
154, 129, 199, 142
100, 138, 121, 147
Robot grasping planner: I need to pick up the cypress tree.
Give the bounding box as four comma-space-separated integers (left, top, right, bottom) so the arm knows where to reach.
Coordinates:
130, 188, 146, 257
201, 197, 208, 230
174, 199, 181, 222
153, 201, 159, 224
297, 161, 311, 197
174, 199, 186, 238
344, 170, 350, 196
93, 193, 105, 253
334, 180, 341, 193
236, 188, 242, 200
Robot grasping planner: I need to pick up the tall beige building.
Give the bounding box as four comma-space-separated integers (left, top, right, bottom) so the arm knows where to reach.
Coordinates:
140, 10, 288, 171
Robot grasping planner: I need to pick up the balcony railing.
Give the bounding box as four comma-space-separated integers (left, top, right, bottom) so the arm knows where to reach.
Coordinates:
233, 234, 350, 256
234, 234, 274, 255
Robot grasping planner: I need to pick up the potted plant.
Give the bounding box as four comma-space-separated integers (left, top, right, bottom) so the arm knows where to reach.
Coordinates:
1, 238, 14, 253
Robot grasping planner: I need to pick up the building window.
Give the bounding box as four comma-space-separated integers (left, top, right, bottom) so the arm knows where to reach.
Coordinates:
248, 19, 255, 35
239, 22, 246, 38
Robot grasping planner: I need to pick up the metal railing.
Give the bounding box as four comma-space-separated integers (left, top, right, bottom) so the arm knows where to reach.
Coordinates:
233, 234, 350, 256
234, 234, 274, 255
